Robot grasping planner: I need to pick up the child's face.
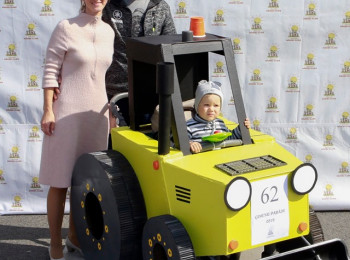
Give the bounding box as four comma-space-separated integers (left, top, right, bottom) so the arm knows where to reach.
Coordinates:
197, 94, 221, 121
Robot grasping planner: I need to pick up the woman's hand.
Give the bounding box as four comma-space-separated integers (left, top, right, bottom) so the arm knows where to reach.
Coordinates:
41, 110, 55, 136
190, 141, 202, 154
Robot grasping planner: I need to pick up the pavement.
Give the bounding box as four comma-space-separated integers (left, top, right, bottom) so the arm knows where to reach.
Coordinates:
0, 212, 349, 260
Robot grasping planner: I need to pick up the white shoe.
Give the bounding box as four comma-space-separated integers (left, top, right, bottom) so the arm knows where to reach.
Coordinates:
48, 247, 65, 260
65, 236, 83, 256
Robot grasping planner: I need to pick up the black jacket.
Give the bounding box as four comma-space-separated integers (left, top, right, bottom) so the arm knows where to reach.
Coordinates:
103, 0, 177, 98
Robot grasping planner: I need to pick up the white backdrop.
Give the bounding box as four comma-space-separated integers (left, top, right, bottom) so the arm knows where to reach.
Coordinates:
0, 0, 349, 214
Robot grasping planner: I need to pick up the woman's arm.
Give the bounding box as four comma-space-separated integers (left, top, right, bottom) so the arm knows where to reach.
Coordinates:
41, 88, 55, 136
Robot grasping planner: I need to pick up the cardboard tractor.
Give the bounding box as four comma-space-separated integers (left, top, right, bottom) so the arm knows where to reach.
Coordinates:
71, 33, 349, 260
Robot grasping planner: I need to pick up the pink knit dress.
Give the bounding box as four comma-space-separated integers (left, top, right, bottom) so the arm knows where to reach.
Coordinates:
39, 13, 114, 188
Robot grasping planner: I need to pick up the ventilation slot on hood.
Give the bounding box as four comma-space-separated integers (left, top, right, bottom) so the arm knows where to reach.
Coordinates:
175, 185, 191, 204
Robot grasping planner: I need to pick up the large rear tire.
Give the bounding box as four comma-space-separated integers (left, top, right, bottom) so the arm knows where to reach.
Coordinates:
71, 150, 147, 260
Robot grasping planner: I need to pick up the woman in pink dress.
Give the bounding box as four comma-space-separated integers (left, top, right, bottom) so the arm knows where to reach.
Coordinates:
39, 1, 114, 259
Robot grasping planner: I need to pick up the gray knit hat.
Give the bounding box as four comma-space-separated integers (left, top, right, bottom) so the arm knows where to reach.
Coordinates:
194, 80, 223, 111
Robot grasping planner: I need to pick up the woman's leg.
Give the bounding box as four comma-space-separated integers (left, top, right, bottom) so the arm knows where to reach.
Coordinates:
47, 186, 67, 259
67, 198, 80, 248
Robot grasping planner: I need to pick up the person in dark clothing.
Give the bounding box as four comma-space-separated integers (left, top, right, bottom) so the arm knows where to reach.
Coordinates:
102, 0, 177, 126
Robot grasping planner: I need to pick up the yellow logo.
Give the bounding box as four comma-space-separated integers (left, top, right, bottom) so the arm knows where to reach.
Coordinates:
323, 134, 333, 146
268, 0, 279, 8
6, 95, 20, 111
287, 76, 299, 90
0, 117, 4, 134
305, 53, 315, 66
287, 127, 297, 140
340, 112, 350, 124
324, 84, 335, 96
251, 17, 263, 30
6, 43, 17, 57
41, 0, 54, 16
341, 11, 350, 26
341, 61, 350, 74
325, 33, 336, 45
0, 169, 5, 182
30, 176, 42, 189
214, 9, 225, 23
29, 126, 41, 141
175, 1, 187, 16
25, 23, 38, 39
339, 162, 349, 174
267, 96, 278, 110
323, 184, 334, 197
3, 0, 16, 7
12, 194, 23, 208
305, 3, 317, 16
251, 69, 261, 82
304, 154, 313, 164
304, 104, 314, 117
233, 38, 242, 52
214, 61, 224, 74
27, 74, 39, 89
288, 25, 300, 39
8, 145, 21, 162
266, 45, 280, 62
252, 119, 261, 131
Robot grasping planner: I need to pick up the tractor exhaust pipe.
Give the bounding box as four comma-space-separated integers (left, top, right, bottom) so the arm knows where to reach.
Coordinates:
157, 62, 174, 155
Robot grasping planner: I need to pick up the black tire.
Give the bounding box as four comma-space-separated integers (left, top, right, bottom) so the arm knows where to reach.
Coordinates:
142, 215, 196, 260
71, 150, 147, 260
274, 206, 325, 254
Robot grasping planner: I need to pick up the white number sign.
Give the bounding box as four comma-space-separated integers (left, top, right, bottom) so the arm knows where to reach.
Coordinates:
251, 175, 289, 246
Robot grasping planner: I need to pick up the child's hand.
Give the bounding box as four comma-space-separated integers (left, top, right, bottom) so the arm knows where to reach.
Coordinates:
244, 118, 251, 129
190, 141, 202, 154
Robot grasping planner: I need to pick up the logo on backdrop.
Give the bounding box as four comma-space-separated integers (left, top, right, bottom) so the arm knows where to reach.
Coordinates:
29, 176, 43, 192
339, 112, 350, 126
323, 184, 335, 198
266, 96, 279, 112
174, 0, 188, 17
303, 53, 317, 69
322, 83, 336, 100
285, 127, 298, 143
27, 74, 40, 90
341, 11, 350, 27
252, 119, 261, 131
11, 194, 24, 211
302, 104, 315, 121
24, 23, 38, 40
323, 32, 337, 49
232, 38, 243, 54
286, 76, 300, 92
2, 0, 16, 8
0, 117, 4, 134
304, 154, 314, 164
8, 145, 21, 162
212, 9, 226, 26
250, 17, 264, 34
212, 61, 226, 77
304, 3, 318, 20
287, 25, 301, 41
6, 95, 20, 111
338, 162, 349, 175
266, 45, 280, 62
28, 126, 42, 142
340, 60, 350, 77
40, 0, 54, 16
249, 68, 263, 85
322, 134, 335, 150
266, 0, 281, 12
0, 168, 6, 184
4, 43, 19, 60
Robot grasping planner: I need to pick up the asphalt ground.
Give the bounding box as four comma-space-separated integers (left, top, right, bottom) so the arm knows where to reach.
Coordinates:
0, 212, 349, 260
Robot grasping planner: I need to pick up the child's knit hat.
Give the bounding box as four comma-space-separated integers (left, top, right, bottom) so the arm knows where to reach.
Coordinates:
194, 80, 223, 111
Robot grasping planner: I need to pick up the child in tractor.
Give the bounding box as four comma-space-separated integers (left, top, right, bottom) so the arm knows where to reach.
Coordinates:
187, 80, 251, 153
